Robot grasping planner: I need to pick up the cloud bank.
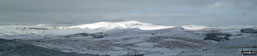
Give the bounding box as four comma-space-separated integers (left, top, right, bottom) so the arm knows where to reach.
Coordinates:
0, 0, 256, 26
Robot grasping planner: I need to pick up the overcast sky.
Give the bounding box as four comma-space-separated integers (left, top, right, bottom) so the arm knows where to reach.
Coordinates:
0, 0, 257, 26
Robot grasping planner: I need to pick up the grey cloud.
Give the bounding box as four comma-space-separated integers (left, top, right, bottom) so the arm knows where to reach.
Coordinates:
0, 0, 217, 12
0, 0, 256, 26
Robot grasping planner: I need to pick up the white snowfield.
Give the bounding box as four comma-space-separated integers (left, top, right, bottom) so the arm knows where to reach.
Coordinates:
0, 21, 256, 56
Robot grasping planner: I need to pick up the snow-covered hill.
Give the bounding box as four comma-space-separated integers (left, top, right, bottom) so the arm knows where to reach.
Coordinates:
0, 21, 175, 35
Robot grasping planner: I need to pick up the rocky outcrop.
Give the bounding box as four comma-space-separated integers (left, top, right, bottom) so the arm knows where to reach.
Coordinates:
120, 54, 144, 56
241, 28, 257, 33
204, 33, 231, 41
28, 27, 48, 30
64, 32, 105, 38
90, 32, 105, 38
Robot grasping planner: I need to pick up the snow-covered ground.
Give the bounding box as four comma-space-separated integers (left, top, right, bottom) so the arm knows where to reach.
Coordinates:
0, 21, 256, 56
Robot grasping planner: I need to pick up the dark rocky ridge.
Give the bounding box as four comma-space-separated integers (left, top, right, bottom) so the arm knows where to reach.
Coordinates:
241, 28, 257, 33
64, 32, 105, 38
204, 33, 231, 41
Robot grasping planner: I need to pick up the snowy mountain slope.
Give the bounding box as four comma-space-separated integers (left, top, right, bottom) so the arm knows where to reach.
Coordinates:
0, 24, 58, 35
0, 21, 257, 56
10, 34, 212, 56
0, 39, 96, 56
0, 21, 175, 35
65, 21, 175, 30
176, 29, 257, 56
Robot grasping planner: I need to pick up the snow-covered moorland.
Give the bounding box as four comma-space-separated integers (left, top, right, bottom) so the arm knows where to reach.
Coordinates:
0, 21, 257, 56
